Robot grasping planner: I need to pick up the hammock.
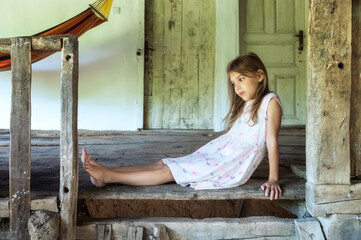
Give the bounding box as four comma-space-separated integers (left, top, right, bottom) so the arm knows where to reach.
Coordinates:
0, 0, 113, 72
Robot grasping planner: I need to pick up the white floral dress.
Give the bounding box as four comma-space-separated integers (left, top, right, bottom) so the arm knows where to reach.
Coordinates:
162, 93, 282, 190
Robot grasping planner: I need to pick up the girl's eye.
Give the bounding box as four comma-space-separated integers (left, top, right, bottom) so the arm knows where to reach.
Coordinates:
239, 78, 244, 81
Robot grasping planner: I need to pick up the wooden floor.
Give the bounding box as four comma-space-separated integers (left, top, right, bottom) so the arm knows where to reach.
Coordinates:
0, 128, 305, 199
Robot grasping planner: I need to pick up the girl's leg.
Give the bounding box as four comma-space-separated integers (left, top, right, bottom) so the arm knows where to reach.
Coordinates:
81, 148, 164, 172
82, 148, 175, 187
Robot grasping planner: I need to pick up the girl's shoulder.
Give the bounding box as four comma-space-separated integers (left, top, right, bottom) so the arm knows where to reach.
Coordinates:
261, 92, 282, 109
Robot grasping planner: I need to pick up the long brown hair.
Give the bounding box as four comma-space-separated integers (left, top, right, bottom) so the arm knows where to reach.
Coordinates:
224, 52, 270, 130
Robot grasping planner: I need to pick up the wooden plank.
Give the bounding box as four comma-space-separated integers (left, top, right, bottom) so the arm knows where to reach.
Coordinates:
31, 196, 58, 212
79, 178, 305, 201
0, 199, 9, 218
180, 0, 200, 129
307, 181, 361, 204
127, 226, 143, 240
306, 182, 361, 216
0, 196, 58, 218
198, 0, 215, 129
153, 224, 170, 240
294, 218, 325, 240
75, 216, 295, 240
0, 38, 10, 54
145, 0, 165, 128
307, 0, 352, 184
31, 35, 63, 52
162, 0, 182, 128
9, 37, 32, 240
351, 0, 361, 178
96, 224, 111, 240
59, 35, 79, 240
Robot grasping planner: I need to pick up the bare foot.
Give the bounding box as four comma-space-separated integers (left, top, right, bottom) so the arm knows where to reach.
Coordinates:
81, 148, 100, 166
83, 152, 108, 187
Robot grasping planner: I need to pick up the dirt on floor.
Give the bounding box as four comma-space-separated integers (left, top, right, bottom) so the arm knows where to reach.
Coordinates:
81, 199, 296, 219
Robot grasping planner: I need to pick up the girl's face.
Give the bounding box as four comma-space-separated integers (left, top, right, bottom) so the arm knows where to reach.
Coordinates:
229, 71, 263, 101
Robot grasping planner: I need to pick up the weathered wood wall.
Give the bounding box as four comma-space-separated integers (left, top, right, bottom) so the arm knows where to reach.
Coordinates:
351, 0, 361, 178
144, 0, 215, 129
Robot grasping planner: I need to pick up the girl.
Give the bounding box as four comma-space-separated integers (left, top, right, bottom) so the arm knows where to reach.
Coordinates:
82, 52, 283, 200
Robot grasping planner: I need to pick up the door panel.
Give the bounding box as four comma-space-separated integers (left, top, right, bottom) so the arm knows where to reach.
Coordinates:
240, 0, 307, 125
145, 0, 215, 129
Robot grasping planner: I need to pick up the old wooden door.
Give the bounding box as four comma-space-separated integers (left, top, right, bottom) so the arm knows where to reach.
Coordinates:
240, 0, 307, 125
144, 0, 215, 129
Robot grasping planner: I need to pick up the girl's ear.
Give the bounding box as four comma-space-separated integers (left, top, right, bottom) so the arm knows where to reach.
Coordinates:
257, 69, 265, 82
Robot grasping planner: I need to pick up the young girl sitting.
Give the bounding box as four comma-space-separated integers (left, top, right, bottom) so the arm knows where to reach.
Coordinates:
82, 52, 283, 200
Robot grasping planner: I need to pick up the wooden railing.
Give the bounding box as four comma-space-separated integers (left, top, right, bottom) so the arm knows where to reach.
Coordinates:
0, 35, 79, 240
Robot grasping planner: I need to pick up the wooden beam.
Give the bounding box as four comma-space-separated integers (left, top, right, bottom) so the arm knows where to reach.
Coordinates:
75, 217, 295, 240
306, 0, 352, 184
0, 38, 10, 54
59, 35, 79, 240
127, 226, 143, 240
306, 182, 361, 216
79, 178, 306, 201
153, 224, 170, 240
31, 35, 63, 52
9, 37, 32, 240
96, 224, 111, 240
0, 196, 59, 218
351, 0, 361, 178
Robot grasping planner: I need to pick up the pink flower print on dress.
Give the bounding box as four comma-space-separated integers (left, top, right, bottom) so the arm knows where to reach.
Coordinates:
253, 150, 258, 154
215, 163, 219, 166
196, 151, 201, 154
239, 132, 244, 136
253, 134, 259, 139
192, 171, 197, 175
221, 169, 226, 172
239, 171, 244, 175
226, 175, 230, 178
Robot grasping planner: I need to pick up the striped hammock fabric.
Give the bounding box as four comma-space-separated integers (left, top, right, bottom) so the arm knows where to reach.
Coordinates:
0, 0, 113, 72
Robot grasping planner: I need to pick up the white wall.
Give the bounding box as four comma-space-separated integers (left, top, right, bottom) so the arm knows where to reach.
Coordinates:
0, 0, 144, 130
213, 0, 240, 132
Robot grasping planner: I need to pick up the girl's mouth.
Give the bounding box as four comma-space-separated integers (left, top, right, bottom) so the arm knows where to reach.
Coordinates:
239, 91, 245, 96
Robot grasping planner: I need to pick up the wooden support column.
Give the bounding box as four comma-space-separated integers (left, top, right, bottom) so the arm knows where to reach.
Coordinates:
306, 0, 352, 185
9, 37, 32, 240
59, 35, 79, 240
351, 0, 361, 178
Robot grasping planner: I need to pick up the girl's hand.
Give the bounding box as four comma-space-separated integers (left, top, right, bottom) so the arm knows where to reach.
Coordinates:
261, 180, 282, 200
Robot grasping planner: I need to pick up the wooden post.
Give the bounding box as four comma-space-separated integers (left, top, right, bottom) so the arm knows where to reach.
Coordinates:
9, 37, 32, 240
351, 0, 361, 178
59, 35, 79, 240
306, 0, 352, 185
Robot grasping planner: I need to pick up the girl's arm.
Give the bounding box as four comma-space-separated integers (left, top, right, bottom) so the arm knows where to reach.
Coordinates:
261, 98, 282, 200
